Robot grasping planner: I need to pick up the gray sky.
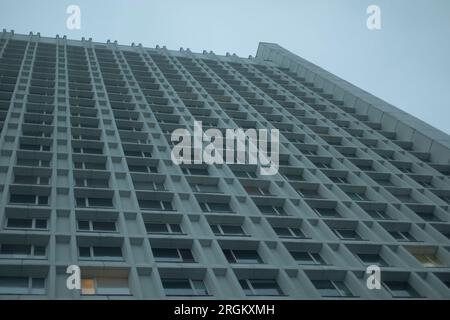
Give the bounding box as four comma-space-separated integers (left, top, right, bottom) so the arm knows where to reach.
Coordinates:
1, 0, 449, 134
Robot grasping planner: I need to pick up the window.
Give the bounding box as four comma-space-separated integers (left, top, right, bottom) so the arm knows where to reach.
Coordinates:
290, 251, 326, 265
239, 279, 283, 296
23, 130, 52, 138
6, 218, 47, 230
145, 223, 183, 234
0, 244, 46, 257
441, 279, 450, 289
20, 143, 50, 152
10, 194, 48, 205
75, 178, 109, 188
81, 277, 130, 296
76, 197, 113, 208
210, 224, 246, 236
312, 280, 354, 298
314, 162, 331, 169
14, 175, 49, 185
365, 209, 390, 220
161, 279, 208, 296
437, 195, 450, 204
389, 231, 416, 242
123, 150, 152, 158
410, 253, 445, 268
346, 192, 367, 201
357, 253, 388, 267
182, 167, 209, 176
72, 133, 100, 141
413, 211, 440, 222
190, 183, 221, 193
313, 207, 339, 218
257, 205, 287, 216
356, 163, 374, 172
79, 246, 122, 260
127, 164, 158, 173
138, 199, 173, 211
74, 161, 106, 170
333, 228, 362, 240
223, 249, 262, 264
329, 176, 348, 184
390, 192, 418, 203
0, 277, 45, 295
301, 149, 316, 156
152, 248, 195, 263
398, 167, 413, 174
200, 202, 233, 213
245, 186, 271, 196
283, 173, 303, 181
297, 189, 322, 199
77, 220, 117, 232
417, 180, 433, 188
384, 281, 420, 298
73, 146, 103, 155
17, 157, 50, 167
374, 178, 395, 187
133, 181, 165, 191
272, 226, 306, 239
233, 170, 257, 179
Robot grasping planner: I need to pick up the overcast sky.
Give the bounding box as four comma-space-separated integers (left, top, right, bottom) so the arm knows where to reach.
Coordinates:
1, 0, 449, 134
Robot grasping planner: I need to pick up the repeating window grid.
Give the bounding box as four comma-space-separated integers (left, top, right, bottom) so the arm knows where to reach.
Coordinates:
0, 34, 449, 299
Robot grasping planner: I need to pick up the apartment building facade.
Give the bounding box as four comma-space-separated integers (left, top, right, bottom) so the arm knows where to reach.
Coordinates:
0, 30, 449, 299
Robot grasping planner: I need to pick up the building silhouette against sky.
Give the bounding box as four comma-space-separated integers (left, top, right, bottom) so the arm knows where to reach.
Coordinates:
0, 30, 450, 299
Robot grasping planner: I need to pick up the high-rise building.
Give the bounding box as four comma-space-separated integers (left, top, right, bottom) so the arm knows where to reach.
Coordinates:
0, 31, 449, 299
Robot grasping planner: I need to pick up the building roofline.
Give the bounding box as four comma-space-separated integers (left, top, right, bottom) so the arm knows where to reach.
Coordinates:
256, 42, 450, 164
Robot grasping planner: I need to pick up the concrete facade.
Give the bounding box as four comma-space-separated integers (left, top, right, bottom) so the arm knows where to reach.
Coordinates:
0, 31, 449, 299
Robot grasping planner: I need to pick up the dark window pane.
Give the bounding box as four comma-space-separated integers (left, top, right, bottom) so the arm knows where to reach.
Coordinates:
179, 249, 195, 263
220, 225, 244, 235
153, 248, 180, 262
251, 280, 283, 296
169, 224, 182, 234
7, 218, 33, 229
79, 247, 91, 257
139, 200, 162, 210
35, 219, 47, 229
92, 221, 116, 231
10, 194, 35, 204
89, 197, 113, 207
77, 220, 90, 230
385, 281, 420, 298
313, 280, 340, 297
93, 246, 122, 258
232, 250, 262, 264
145, 223, 168, 233
1, 244, 31, 255
162, 279, 193, 296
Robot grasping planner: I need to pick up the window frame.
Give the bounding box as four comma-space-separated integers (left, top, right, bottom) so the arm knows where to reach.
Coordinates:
81, 277, 131, 296
312, 279, 354, 298
145, 222, 183, 235
0, 276, 45, 295
78, 245, 123, 261
77, 220, 117, 233
161, 278, 209, 297
223, 249, 263, 264
239, 279, 284, 296
152, 247, 196, 263
210, 224, 246, 236
5, 217, 48, 230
